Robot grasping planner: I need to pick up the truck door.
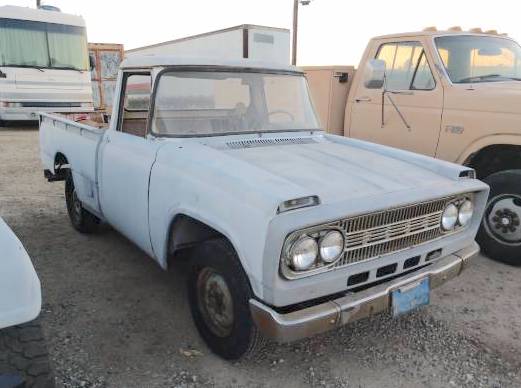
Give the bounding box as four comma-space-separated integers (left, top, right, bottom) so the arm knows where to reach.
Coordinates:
99, 71, 160, 257
349, 40, 443, 156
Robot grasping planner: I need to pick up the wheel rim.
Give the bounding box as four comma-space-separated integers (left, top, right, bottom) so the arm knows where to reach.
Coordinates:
196, 268, 234, 338
484, 194, 521, 245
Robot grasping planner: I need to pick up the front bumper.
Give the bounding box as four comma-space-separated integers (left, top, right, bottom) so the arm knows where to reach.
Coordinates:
250, 242, 478, 342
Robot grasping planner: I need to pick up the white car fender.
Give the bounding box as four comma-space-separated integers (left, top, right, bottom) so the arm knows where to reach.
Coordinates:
0, 217, 41, 329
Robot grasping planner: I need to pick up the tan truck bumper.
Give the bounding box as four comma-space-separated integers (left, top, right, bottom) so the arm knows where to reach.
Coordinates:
250, 242, 479, 343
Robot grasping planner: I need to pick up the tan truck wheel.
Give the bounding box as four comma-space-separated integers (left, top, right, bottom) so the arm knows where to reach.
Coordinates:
478, 170, 521, 265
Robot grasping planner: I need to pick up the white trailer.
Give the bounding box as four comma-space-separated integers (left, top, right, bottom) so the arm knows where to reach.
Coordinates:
125, 24, 290, 65
0, 5, 93, 124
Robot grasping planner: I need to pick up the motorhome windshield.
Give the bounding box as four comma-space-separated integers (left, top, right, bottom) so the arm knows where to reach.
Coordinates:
435, 35, 521, 83
0, 18, 88, 71
151, 70, 320, 137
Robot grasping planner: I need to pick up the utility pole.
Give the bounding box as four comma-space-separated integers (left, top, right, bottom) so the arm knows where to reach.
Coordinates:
292, 0, 299, 65
292, 0, 311, 66
36, 0, 41, 8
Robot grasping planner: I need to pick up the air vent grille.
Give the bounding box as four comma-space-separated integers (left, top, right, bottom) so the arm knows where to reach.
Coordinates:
226, 137, 317, 149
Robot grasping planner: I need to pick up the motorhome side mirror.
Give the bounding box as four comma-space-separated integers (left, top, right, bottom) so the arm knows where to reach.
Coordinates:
364, 59, 386, 89
89, 54, 96, 71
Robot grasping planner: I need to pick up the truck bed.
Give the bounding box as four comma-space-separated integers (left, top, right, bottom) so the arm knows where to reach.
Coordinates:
39, 112, 108, 216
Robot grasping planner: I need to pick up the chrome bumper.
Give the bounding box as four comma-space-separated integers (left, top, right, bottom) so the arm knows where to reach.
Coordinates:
250, 242, 479, 343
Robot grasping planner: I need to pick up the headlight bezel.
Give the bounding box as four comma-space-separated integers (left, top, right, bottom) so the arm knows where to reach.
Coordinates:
440, 195, 475, 232
282, 227, 345, 276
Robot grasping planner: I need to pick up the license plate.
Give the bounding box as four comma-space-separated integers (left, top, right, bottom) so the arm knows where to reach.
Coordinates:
391, 278, 430, 317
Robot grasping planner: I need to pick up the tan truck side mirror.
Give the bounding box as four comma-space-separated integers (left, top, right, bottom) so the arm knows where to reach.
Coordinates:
364, 59, 386, 89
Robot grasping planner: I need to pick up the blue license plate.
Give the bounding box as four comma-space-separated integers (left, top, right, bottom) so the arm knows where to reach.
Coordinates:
391, 278, 430, 317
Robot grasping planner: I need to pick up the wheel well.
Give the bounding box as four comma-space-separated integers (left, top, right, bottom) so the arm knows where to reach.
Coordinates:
166, 214, 225, 268
465, 144, 521, 179
54, 152, 69, 171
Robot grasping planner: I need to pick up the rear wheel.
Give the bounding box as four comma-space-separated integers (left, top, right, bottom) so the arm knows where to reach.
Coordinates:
187, 239, 266, 360
478, 170, 521, 265
65, 172, 99, 233
0, 319, 55, 388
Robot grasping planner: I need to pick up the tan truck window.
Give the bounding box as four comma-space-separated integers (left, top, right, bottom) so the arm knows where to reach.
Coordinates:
376, 42, 435, 90
411, 52, 435, 90
435, 35, 521, 83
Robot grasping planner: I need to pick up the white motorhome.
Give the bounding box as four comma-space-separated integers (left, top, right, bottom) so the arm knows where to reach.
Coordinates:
0, 5, 93, 124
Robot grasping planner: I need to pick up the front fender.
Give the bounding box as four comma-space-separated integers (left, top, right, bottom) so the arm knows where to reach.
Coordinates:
147, 151, 278, 300
0, 218, 41, 329
457, 134, 521, 164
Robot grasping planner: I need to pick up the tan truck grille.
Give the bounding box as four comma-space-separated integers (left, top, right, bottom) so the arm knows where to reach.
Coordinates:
331, 198, 449, 268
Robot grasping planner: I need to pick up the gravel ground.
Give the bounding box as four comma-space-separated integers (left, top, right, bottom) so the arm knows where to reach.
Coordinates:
1, 127, 521, 388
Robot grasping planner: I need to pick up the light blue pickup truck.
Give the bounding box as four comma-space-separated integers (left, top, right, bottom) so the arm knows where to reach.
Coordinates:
40, 56, 489, 360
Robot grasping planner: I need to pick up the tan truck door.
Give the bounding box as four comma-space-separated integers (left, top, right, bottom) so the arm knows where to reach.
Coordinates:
349, 39, 443, 156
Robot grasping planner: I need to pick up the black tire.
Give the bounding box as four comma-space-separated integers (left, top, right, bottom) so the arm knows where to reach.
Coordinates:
477, 170, 521, 265
65, 172, 99, 234
0, 319, 55, 388
187, 239, 266, 360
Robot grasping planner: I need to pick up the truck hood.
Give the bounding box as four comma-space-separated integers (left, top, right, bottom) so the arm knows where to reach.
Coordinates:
167, 133, 470, 211
447, 81, 521, 114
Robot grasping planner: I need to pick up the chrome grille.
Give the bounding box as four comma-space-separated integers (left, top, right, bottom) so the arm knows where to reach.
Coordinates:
331, 197, 450, 268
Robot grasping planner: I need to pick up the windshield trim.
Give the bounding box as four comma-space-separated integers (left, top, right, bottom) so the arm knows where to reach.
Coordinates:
146, 66, 319, 138
432, 34, 521, 85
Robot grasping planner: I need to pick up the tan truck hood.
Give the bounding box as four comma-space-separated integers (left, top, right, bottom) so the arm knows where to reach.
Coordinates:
447, 82, 521, 114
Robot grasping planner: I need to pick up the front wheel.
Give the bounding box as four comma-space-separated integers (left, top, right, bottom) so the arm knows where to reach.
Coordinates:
187, 239, 266, 360
0, 319, 55, 388
477, 170, 521, 265
65, 172, 99, 234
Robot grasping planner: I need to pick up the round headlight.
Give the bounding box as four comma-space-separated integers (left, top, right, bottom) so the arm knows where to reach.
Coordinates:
441, 203, 458, 231
319, 230, 344, 263
458, 199, 474, 226
288, 236, 318, 271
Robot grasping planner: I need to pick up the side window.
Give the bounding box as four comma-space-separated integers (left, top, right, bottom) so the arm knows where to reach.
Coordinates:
376, 42, 435, 91
411, 52, 435, 90
119, 73, 152, 137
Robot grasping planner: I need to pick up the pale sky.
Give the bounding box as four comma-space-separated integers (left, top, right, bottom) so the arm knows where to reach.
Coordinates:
7, 0, 521, 66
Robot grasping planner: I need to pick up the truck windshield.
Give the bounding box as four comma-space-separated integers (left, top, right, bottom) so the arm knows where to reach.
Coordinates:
0, 18, 88, 71
151, 70, 320, 137
435, 35, 521, 83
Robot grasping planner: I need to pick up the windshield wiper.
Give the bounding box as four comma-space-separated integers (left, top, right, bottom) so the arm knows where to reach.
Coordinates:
458, 74, 502, 83
26, 65, 45, 72
55, 66, 84, 73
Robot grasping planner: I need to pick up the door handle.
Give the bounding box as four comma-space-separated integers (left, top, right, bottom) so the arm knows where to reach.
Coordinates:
355, 96, 372, 102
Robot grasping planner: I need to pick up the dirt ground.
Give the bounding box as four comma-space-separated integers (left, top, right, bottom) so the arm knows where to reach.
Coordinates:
1, 127, 521, 388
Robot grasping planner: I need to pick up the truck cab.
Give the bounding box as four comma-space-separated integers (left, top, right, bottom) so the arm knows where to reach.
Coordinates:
305, 28, 521, 265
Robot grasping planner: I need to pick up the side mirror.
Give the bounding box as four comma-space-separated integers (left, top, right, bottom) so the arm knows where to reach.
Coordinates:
89, 54, 96, 71
364, 59, 386, 89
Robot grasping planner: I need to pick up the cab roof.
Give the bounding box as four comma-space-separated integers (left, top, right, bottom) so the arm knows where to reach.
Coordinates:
120, 55, 302, 73
372, 29, 512, 40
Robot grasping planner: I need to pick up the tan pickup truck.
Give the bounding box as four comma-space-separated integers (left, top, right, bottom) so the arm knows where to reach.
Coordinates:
305, 27, 521, 265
